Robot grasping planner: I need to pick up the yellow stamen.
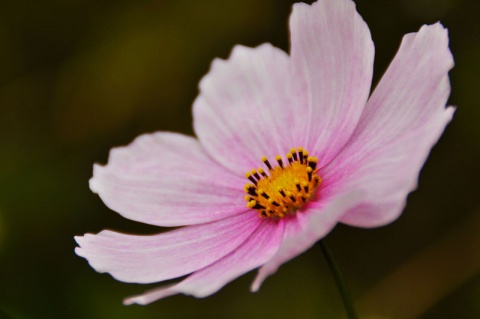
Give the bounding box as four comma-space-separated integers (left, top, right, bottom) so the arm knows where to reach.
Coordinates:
243, 148, 322, 219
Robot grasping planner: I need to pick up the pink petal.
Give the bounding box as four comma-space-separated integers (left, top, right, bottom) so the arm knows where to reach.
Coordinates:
251, 191, 364, 291
345, 23, 453, 148
75, 211, 262, 284
123, 218, 285, 305
289, 0, 374, 167
323, 23, 454, 228
193, 44, 296, 175
90, 132, 247, 226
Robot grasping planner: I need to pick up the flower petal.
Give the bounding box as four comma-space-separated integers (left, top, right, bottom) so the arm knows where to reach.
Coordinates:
75, 212, 261, 284
323, 23, 454, 227
123, 218, 285, 305
251, 191, 364, 291
90, 132, 247, 227
345, 23, 453, 149
193, 43, 296, 175
289, 0, 374, 167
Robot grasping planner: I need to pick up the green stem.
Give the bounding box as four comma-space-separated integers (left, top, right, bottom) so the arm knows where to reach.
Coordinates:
318, 240, 359, 319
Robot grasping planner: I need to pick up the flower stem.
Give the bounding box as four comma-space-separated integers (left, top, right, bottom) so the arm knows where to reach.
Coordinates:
318, 240, 358, 319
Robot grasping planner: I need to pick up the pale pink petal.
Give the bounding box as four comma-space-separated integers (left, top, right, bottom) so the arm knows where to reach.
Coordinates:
123, 218, 285, 305
251, 191, 364, 291
75, 212, 261, 284
345, 23, 453, 148
323, 23, 454, 227
289, 0, 374, 167
334, 109, 453, 227
193, 44, 297, 175
90, 132, 247, 226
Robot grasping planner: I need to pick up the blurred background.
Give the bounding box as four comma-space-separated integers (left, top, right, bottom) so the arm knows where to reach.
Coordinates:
0, 0, 479, 318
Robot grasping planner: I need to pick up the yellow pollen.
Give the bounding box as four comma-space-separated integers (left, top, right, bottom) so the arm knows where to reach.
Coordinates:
243, 148, 322, 219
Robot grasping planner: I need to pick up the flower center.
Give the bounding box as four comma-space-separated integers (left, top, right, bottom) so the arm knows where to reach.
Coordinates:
244, 147, 322, 219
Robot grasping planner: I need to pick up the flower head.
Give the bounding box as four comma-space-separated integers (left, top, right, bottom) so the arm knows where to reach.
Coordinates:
75, 0, 454, 305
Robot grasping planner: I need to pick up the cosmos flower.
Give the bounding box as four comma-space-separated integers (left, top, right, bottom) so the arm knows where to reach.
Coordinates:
75, 0, 454, 305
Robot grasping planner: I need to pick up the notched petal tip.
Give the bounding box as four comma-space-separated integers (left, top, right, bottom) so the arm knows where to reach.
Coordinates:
73, 235, 83, 244
89, 164, 105, 194
446, 105, 456, 115
73, 235, 93, 260
200, 43, 285, 89
421, 21, 450, 44
291, 1, 309, 13
250, 278, 262, 293
123, 295, 144, 306
74, 246, 85, 258
74, 235, 87, 254
123, 283, 179, 306
88, 177, 99, 194
417, 22, 454, 68
425, 21, 448, 32
291, 0, 357, 16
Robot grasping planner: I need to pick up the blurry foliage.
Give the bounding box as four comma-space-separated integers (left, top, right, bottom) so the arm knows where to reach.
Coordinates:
0, 0, 479, 318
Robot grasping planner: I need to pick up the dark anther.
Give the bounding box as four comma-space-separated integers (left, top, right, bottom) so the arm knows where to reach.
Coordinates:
263, 158, 273, 170
248, 175, 258, 185
253, 203, 266, 210
276, 156, 284, 169
287, 154, 293, 165
247, 186, 257, 197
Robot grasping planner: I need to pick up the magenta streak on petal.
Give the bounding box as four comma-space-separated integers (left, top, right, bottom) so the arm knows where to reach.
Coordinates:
123, 218, 285, 305
289, 0, 374, 168
75, 211, 262, 284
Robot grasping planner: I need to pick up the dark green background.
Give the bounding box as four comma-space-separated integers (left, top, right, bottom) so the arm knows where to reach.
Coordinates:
0, 0, 479, 318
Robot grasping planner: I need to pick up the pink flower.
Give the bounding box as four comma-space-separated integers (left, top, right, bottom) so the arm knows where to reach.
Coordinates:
75, 0, 454, 306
